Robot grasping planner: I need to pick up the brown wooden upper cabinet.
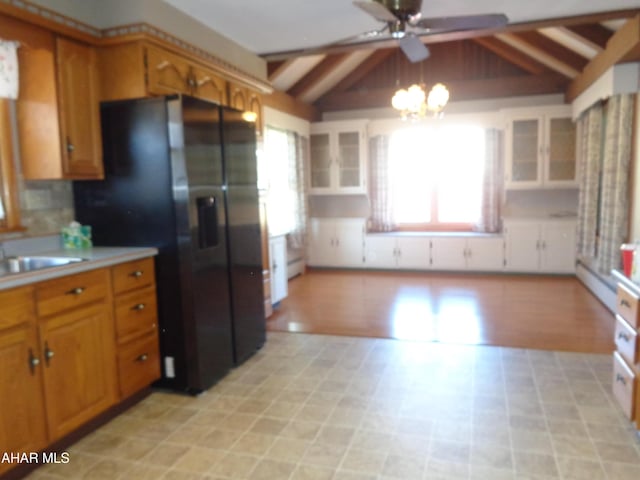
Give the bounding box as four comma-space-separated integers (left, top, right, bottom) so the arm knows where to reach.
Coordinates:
0, 13, 103, 180
228, 82, 263, 136
54, 37, 103, 180
100, 42, 227, 105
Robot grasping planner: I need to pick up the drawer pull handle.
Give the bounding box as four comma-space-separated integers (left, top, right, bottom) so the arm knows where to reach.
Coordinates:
136, 353, 149, 362
28, 349, 40, 374
617, 332, 631, 342
620, 299, 631, 308
616, 374, 627, 385
44, 343, 54, 366
130, 270, 143, 278
132, 303, 146, 311
66, 287, 85, 296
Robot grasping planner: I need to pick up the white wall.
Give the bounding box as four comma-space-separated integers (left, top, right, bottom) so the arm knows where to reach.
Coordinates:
28, 0, 267, 79
263, 106, 310, 137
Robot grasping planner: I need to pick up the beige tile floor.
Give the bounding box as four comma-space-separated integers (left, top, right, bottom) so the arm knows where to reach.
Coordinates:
26, 332, 640, 480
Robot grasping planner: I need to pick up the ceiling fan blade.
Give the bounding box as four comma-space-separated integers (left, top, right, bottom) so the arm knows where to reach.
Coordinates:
414, 13, 508, 32
353, 0, 399, 23
398, 34, 430, 63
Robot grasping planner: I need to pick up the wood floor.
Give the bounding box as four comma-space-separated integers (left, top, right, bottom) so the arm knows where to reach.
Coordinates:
266, 269, 616, 354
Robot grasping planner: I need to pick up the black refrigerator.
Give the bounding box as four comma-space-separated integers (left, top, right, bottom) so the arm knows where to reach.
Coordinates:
73, 95, 266, 394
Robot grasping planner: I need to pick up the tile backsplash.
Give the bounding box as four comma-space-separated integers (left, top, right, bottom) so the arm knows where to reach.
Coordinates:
19, 179, 74, 236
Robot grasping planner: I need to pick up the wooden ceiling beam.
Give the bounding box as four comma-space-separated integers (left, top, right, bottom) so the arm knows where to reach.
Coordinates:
329, 48, 396, 93
287, 53, 351, 98
511, 31, 589, 71
262, 9, 640, 61
472, 37, 550, 75
267, 60, 286, 79
316, 74, 569, 111
566, 24, 614, 49
567, 15, 640, 102
263, 90, 320, 122
494, 33, 581, 78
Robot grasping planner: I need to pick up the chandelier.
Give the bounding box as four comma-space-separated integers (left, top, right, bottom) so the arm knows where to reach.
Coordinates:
391, 82, 450, 120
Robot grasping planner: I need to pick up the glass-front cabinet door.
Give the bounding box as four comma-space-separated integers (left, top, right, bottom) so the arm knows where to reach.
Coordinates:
510, 118, 540, 184
309, 133, 331, 189
337, 131, 361, 188
504, 106, 577, 189
309, 120, 367, 194
547, 116, 576, 184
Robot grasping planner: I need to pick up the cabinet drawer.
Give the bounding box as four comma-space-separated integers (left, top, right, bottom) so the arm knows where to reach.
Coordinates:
117, 332, 161, 398
114, 286, 158, 343
36, 269, 109, 317
616, 284, 640, 329
615, 315, 639, 366
0, 286, 35, 330
612, 351, 636, 420
112, 258, 155, 294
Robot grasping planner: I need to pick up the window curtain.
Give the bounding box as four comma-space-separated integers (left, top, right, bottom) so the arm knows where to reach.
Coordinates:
576, 103, 603, 259
288, 133, 308, 250
369, 135, 396, 232
474, 128, 503, 233
597, 93, 635, 274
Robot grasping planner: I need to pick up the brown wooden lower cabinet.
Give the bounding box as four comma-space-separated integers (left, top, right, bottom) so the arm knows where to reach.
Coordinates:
0, 257, 160, 477
39, 302, 117, 441
0, 287, 48, 476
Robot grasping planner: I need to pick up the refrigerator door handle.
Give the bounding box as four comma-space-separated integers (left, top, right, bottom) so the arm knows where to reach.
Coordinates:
196, 196, 219, 249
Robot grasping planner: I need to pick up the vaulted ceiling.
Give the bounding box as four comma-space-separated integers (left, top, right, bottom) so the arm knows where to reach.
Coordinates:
264, 9, 640, 115
163, 1, 640, 118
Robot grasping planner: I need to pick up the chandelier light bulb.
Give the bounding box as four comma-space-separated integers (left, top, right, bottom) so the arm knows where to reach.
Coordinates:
427, 83, 450, 113
392, 81, 449, 120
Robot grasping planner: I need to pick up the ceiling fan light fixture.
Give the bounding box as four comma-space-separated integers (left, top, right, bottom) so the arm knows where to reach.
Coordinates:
389, 20, 406, 38
391, 82, 449, 120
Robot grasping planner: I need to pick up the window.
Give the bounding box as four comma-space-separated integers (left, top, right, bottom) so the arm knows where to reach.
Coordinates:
389, 124, 485, 230
264, 128, 292, 236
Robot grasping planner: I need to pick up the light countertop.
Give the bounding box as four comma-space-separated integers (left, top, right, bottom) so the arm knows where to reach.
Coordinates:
0, 246, 158, 291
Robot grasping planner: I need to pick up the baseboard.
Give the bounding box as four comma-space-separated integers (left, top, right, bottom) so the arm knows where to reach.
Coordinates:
287, 258, 304, 279
576, 262, 616, 313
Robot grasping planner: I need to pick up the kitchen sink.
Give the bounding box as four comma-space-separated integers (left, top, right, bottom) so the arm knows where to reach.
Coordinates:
0, 255, 87, 275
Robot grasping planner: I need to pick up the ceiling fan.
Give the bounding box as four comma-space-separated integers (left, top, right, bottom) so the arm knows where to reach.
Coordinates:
263, 0, 508, 63
353, 0, 508, 62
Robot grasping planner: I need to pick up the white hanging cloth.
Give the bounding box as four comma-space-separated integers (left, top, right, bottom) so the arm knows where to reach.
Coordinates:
0, 40, 19, 99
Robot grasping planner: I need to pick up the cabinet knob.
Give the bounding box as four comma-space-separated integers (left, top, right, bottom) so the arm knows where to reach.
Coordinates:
136, 353, 149, 362
130, 270, 143, 278
132, 303, 146, 311
28, 349, 40, 375
66, 287, 85, 295
44, 343, 54, 366
615, 374, 627, 386
66, 137, 75, 153
620, 299, 631, 308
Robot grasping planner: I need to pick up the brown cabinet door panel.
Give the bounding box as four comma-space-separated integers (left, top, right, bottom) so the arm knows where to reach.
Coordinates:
0, 325, 48, 475
146, 45, 191, 96
56, 37, 103, 179
39, 303, 117, 440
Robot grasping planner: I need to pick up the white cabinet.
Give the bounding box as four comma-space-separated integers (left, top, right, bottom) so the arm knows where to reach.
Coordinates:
365, 235, 430, 269
309, 120, 368, 194
269, 235, 288, 305
504, 219, 577, 273
308, 218, 366, 267
504, 106, 577, 189
430, 237, 505, 271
